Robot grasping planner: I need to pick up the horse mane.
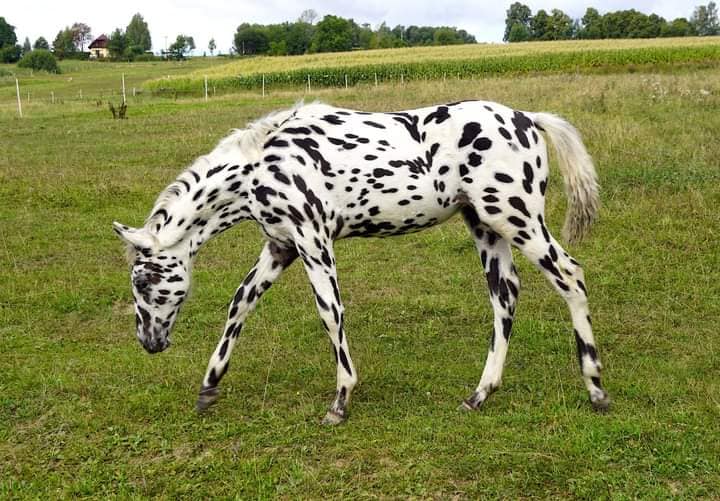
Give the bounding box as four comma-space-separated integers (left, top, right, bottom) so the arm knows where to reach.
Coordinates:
142, 100, 311, 244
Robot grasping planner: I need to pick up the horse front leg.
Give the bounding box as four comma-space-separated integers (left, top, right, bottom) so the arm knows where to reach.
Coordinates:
196, 241, 297, 411
296, 237, 357, 425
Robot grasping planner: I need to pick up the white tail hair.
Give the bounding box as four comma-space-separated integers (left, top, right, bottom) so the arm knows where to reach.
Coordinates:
531, 112, 599, 244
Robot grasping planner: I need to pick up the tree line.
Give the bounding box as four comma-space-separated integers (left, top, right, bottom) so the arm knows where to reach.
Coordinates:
233, 9, 476, 56
504, 2, 719, 42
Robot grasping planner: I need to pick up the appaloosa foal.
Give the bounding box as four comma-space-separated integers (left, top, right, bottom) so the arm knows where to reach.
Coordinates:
114, 100, 609, 424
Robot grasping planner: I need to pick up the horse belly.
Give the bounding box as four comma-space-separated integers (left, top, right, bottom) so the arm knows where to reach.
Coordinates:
338, 180, 459, 238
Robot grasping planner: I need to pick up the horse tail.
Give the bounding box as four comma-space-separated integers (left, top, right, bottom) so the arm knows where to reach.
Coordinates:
531, 112, 599, 244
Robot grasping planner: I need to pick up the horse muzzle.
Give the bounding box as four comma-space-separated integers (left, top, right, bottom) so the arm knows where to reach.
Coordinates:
139, 330, 171, 354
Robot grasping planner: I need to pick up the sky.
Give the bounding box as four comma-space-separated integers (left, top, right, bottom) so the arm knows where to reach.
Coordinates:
4, 1, 698, 55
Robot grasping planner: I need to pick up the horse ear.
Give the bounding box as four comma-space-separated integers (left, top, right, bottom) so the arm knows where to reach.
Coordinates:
112, 222, 158, 251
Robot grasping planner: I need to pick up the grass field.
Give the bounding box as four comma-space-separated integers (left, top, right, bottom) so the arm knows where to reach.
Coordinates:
1, 45, 720, 498
0, 58, 228, 105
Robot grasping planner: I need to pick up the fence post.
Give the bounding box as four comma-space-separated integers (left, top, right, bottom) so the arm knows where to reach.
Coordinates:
15, 79, 22, 117
345, 74, 348, 89
307, 74, 311, 93
374, 72, 378, 87
400, 73, 404, 85
79, 89, 83, 100
122, 73, 126, 104
133, 87, 136, 97
51, 91, 55, 104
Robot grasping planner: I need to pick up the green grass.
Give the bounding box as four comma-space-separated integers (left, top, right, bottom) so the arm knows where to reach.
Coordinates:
0, 58, 228, 106
1, 62, 719, 498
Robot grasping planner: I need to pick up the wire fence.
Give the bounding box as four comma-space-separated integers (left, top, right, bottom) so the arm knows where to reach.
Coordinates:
2, 70, 454, 116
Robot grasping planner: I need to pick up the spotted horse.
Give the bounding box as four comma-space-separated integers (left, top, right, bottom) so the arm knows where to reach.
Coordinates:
113, 100, 609, 424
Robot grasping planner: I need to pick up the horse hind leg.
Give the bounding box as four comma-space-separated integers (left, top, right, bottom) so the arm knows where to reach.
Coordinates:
459, 206, 520, 410
514, 216, 610, 411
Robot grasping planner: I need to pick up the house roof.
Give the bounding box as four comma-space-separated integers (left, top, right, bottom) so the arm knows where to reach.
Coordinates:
89, 35, 108, 49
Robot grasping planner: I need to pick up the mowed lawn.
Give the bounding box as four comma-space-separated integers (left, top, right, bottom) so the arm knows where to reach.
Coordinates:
1, 65, 719, 498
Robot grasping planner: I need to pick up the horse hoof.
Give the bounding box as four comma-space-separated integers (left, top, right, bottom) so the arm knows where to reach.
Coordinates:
458, 400, 480, 412
591, 392, 611, 413
196, 387, 219, 412
458, 390, 488, 411
321, 410, 347, 425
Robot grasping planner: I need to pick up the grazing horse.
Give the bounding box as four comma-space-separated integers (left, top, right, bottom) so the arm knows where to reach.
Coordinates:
113, 100, 609, 424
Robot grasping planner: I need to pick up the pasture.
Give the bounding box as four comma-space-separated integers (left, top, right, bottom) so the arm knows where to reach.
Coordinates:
1, 46, 720, 498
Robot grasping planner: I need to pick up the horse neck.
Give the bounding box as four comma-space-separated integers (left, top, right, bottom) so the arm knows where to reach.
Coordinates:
152, 162, 253, 256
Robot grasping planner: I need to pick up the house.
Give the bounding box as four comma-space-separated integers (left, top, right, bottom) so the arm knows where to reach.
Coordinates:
88, 35, 109, 58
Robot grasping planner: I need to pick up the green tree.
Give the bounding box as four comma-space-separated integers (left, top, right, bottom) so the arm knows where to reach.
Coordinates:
265, 22, 290, 55
662, 17, 695, 37
601, 10, 633, 38
373, 22, 399, 49
234, 24, 269, 55
0, 16, 21, 61
286, 21, 314, 54
352, 23, 373, 49
531, 9, 550, 40
455, 29, 476, 43
0, 44, 21, 63
546, 9, 574, 40
52, 27, 76, 59
579, 7, 603, 39
33, 37, 49, 50
433, 27, 464, 45
126, 13, 152, 55
391, 25, 407, 46
268, 40, 287, 55
208, 38, 216, 55
504, 2, 532, 42
22, 37, 31, 54
107, 28, 127, 59
508, 22, 531, 42
168, 34, 195, 59
0, 17, 17, 48
639, 14, 667, 38
405, 25, 435, 45
691, 2, 719, 35
309, 15, 353, 53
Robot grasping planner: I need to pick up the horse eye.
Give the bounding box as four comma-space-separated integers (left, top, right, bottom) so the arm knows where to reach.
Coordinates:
134, 277, 149, 291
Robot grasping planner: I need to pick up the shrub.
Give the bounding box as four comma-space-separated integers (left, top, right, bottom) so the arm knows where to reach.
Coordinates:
17, 49, 60, 73
0, 44, 21, 63
62, 51, 90, 61
133, 52, 159, 62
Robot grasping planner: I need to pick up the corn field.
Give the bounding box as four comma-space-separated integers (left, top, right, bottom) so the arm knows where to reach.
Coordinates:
146, 38, 720, 96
